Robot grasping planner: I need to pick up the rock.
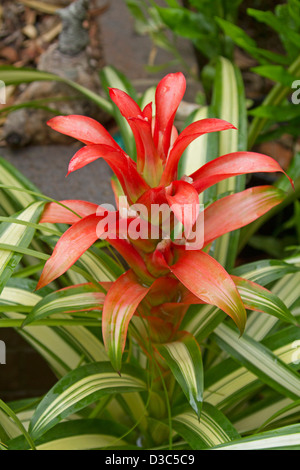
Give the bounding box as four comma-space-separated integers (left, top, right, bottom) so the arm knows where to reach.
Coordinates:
57, 0, 90, 56
3, 0, 108, 147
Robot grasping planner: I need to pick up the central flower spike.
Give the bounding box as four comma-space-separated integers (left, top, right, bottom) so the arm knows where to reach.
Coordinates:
40, 72, 293, 372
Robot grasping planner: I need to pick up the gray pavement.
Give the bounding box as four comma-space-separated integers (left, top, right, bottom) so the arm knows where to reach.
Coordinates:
1, 144, 115, 205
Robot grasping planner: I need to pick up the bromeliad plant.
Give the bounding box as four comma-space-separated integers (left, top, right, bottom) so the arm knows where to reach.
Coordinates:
1, 66, 300, 450
36, 72, 294, 402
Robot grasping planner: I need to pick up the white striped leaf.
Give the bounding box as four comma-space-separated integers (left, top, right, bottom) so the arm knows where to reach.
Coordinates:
0, 400, 35, 450
39, 235, 122, 283
212, 57, 247, 270
181, 258, 300, 343
29, 362, 147, 439
204, 326, 300, 410
9, 420, 131, 450
234, 397, 300, 435
76, 246, 122, 282
178, 107, 218, 180
232, 259, 300, 286
100, 65, 137, 158
0, 283, 107, 375
23, 284, 105, 327
212, 424, 300, 450
157, 333, 203, 417
0, 410, 21, 442
172, 403, 240, 450
213, 323, 300, 400
232, 276, 297, 326
0, 202, 44, 293
245, 271, 300, 341
0, 157, 38, 211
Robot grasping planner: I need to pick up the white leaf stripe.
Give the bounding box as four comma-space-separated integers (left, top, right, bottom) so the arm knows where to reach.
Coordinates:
76, 250, 118, 282
0, 286, 41, 307
0, 202, 44, 276
232, 261, 300, 285
183, 263, 300, 342
59, 324, 108, 363
30, 367, 146, 438
233, 397, 295, 434
33, 294, 103, 314
212, 425, 300, 450
213, 58, 245, 269
236, 283, 294, 323
204, 365, 257, 408
173, 405, 239, 448
0, 160, 35, 208
204, 332, 300, 408
179, 107, 211, 180
246, 272, 300, 341
9, 419, 131, 450
163, 342, 198, 396
35, 434, 127, 450
214, 323, 300, 399
0, 286, 108, 371
31, 375, 137, 434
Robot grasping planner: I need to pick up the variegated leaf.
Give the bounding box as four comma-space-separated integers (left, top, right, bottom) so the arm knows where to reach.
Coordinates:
157, 332, 203, 417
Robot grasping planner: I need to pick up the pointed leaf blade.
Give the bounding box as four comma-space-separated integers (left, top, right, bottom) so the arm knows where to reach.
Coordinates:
0, 202, 44, 293
37, 214, 101, 290
173, 403, 240, 450
29, 362, 146, 439
23, 284, 105, 327
102, 270, 151, 371
232, 275, 297, 326
169, 250, 247, 334
157, 332, 203, 417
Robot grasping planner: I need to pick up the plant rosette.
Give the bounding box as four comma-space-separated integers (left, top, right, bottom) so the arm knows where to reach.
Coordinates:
36, 72, 294, 415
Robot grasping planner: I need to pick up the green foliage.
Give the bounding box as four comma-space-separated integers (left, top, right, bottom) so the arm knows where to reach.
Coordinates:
125, 0, 242, 78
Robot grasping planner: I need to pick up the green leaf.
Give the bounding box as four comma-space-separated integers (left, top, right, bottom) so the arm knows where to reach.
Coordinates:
29, 362, 147, 439
178, 106, 219, 193
248, 104, 300, 122
232, 276, 297, 326
156, 7, 217, 40
9, 420, 131, 450
0, 400, 36, 450
247, 7, 300, 52
172, 403, 240, 450
212, 57, 247, 270
125, 0, 147, 24
216, 18, 289, 65
204, 326, 300, 410
100, 65, 137, 159
212, 424, 300, 450
252, 65, 298, 87
0, 158, 39, 212
246, 271, 300, 341
0, 66, 113, 115
157, 333, 203, 417
213, 323, 300, 400
23, 284, 105, 327
232, 259, 300, 286
0, 202, 44, 293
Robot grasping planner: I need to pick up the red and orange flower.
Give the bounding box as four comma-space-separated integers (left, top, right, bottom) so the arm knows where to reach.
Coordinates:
37, 72, 292, 371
